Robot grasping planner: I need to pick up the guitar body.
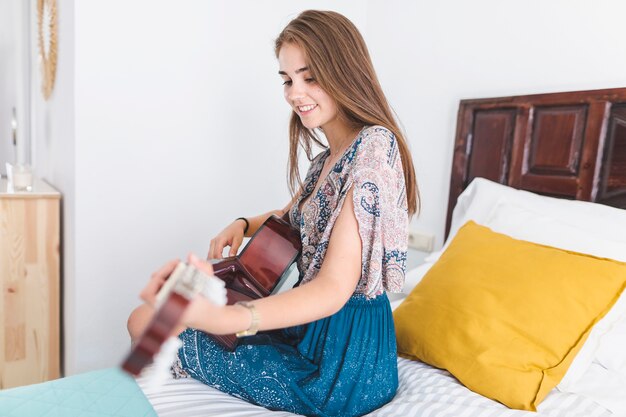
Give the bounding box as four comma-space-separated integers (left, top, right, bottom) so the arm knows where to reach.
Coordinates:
211, 214, 301, 350
121, 215, 301, 376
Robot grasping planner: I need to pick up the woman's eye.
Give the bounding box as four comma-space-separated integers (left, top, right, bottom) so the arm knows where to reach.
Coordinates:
305, 78, 316, 83
282, 80, 292, 86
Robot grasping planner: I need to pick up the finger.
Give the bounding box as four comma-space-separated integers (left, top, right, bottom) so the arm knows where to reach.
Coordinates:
212, 239, 222, 259
211, 239, 223, 260
156, 259, 180, 279
140, 276, 163, 303
140, 281, 159, 305
229, 235, 243, 257
140, 259, 179, 304
215, 238, 227, 259
139, 288, 154, 305
208, 239, 216, 260
150, 260, 179, 289
188, 252, 215, 276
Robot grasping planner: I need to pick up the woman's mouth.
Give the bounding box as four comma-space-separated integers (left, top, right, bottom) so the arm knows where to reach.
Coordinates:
297, 104, 318, 115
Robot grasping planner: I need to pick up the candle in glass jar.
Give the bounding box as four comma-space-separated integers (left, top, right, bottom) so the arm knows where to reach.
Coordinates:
13, 164, 33, 191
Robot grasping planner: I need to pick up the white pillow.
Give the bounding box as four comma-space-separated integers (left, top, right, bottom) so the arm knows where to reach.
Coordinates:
558, 363, 626, 416
424, 178, 502, 263
441, 178, 626, 249
486, 201, 626, 263
430, 178, 626, 389
595, 317, 626, 375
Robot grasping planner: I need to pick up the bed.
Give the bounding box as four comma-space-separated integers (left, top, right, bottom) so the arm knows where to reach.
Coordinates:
2, 86, 625, 416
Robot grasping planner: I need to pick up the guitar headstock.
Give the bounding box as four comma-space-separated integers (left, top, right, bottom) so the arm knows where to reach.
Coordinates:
156, 262, 227, 308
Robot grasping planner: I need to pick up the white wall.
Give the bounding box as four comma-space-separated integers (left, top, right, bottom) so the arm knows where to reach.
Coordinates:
0, 0, 17, 170
35, 0, 367, 375
0, 0, 30, 171
365, 0, 626, 247
28, 0, 76, 374
22, 0, 626, 373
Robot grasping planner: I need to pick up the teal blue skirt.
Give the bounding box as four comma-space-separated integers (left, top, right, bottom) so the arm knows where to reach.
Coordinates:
178, 293, 398, 417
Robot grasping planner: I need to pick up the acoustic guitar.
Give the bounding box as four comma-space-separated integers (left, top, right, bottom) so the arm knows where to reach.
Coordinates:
210, 214, 301, 350
121, 214, 301, 376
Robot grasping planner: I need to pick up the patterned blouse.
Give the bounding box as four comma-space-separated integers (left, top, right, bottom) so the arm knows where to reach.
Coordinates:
289, 125, 409, 299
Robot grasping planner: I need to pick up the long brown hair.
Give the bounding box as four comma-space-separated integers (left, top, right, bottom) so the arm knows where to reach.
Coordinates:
275, 10, 419, 217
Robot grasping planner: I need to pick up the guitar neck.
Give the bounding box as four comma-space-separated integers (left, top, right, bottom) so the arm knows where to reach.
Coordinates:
122, 292, 188, 376
122, 263, 226, 376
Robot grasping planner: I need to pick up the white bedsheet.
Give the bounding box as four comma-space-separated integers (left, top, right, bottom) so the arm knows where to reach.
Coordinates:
137, 357, 615, 417
137, 240, 626, 417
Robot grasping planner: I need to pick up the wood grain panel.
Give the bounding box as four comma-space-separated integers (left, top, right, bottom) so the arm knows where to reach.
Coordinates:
0, 183, 60, 389
607, 119, 626, 190
446, 104, 475, 234
2, 201, 26, 363
518, 102, 608, 202
445, 107, 516, 234
528, 105, 587, 176
576, 101, 609, 201
468, 109, 516, 184
598, 104, 626, 206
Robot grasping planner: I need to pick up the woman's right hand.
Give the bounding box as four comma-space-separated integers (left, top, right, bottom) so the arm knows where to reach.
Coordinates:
208, 219, 246, 259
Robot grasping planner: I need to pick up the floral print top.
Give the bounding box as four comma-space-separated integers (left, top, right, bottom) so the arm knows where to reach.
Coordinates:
289, 125, 409, 298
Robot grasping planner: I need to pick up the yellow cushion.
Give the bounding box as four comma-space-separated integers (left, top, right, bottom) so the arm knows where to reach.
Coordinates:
394, 221, 626, 411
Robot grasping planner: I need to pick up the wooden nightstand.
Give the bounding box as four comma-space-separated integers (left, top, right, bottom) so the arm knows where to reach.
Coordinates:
0, 178, 61, 388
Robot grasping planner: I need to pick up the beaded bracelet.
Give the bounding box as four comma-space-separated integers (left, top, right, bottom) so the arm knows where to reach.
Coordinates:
235, 217, 249, 234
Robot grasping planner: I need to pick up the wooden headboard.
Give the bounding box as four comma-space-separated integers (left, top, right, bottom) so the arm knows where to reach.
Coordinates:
446, 87, 626, 235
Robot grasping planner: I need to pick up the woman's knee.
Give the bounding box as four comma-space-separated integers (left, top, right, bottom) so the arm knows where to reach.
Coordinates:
127, 303, 154, 341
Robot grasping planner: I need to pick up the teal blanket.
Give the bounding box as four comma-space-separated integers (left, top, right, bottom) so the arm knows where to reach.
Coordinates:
0, 368, 156, 417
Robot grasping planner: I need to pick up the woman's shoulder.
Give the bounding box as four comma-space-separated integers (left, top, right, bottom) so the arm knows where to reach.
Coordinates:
354, 125, 399, 165
360, 125, 396, 142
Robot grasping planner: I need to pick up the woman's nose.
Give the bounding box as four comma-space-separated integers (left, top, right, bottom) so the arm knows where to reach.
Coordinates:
287, 82, 305, 102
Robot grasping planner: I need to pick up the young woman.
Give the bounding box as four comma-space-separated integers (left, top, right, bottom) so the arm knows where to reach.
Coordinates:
128, 10, 418, 417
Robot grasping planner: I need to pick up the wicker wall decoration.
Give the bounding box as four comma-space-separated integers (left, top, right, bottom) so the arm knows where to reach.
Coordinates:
37, 0, 58, 100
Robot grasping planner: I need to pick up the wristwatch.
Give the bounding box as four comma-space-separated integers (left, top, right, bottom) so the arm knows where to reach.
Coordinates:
235, 301, 259, 337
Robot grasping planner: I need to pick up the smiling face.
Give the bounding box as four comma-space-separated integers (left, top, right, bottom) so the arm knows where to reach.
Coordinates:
278, 42, 340, 131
